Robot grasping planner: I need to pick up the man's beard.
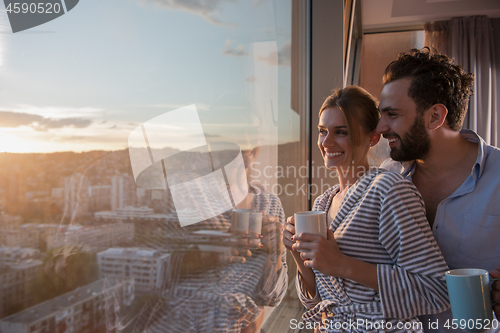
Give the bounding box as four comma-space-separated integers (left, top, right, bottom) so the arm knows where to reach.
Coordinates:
390, 114, 431, 161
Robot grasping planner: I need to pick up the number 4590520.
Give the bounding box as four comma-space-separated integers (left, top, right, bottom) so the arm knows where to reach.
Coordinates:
444, 319, 499, 330
6, 2, 62, 14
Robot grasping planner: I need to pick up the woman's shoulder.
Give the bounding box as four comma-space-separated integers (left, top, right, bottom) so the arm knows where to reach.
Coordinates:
313, 184, 340, 211
371, 168, 406, 183
364, 168, 416, 194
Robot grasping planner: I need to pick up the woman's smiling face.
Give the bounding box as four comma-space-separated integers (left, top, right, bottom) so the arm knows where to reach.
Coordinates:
318, 107, 352, 170
318, 107, 371, 171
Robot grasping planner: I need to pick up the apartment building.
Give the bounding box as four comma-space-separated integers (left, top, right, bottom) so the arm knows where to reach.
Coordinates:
53, 223, 134, 251
0, 247, 41, 267
0, 214, 22, 230
22, 224, 59, 251
0, 230, 39, 249
97, 248, 171, 294
0, 279, 134, 333
94, 206, 166, 221
0, 259, 43, 319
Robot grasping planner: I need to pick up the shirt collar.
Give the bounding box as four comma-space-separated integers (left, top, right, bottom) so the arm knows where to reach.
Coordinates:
459, 129, 486, 180
397, 129, 485, 181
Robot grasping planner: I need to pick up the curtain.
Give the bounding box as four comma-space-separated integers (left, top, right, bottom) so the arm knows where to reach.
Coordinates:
425, 16, 498, 146
424, 21, 449, 56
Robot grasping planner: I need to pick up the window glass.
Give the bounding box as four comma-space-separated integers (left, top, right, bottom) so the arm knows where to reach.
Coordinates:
0, 0, 303, 331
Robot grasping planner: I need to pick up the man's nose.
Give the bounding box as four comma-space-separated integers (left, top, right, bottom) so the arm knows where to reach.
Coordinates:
376, 116, 389, 134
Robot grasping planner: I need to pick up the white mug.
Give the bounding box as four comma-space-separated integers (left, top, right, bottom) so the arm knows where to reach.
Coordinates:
248, 211, 262, 235
231, 209, 250, 232
294, 211, 327, 239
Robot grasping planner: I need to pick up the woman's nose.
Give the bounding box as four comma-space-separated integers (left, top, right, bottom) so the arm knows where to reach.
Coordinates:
322, 133, 336, 147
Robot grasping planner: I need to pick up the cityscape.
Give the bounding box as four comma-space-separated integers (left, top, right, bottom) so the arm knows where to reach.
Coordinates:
0, 149, 188, 333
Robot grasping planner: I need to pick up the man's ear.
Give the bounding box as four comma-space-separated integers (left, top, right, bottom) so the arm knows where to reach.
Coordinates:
426, 104, 448, 130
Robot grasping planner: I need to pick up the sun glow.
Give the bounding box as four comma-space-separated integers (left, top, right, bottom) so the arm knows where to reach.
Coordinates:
0, 131, 44, 153
0, 127, 129, 154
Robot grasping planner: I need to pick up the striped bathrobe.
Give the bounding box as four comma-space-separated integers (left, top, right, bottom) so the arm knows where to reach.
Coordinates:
142, 183, 287, 333
297, 168, 450, 333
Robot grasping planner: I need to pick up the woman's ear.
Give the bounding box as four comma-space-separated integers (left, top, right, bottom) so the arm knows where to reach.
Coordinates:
426, 104, 448, 130
251, 146, 260, 160
243, 147, 260, 170
369, 132, 380, 147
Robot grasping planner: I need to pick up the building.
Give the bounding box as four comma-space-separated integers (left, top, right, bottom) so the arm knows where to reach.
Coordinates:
0, 278, 134, 333
0, 229, 39, 249
97, 248, 171, 294
94, 207, 180, 247
64, 174, 90, 219
95, 206, 159, 220
111, 175, 136, 211
0, 214, 22, 230
21, 224, 59, 251
88, 185, 112, 212
0, 259, 43, 319
53, 223, 134, 251
94, 206, 178, 224
24, 192, 52, 220
0, 247, 41, 268
5, 169, 26, 216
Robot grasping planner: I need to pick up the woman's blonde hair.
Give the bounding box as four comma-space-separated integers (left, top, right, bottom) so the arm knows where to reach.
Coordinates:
319, 86, 379, 162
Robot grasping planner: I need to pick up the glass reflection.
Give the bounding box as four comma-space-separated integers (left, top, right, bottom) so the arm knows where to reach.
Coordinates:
0, 0, 295, 332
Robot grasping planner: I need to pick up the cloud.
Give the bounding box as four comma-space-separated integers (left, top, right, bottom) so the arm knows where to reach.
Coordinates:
256, 42, 291, 66
51, 135, 125, 144
134, 103, 211, 112
137, 0, 236, 26
9, 105, 103, 118
222, 39, 248, 57
0, 111, 92, 131
203, 133, 221, 138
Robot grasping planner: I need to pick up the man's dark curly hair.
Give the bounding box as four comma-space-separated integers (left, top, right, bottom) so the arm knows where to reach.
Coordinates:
383, 48, 474, 131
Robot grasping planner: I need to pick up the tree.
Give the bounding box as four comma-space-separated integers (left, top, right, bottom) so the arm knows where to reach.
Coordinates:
30, 245, 99, 304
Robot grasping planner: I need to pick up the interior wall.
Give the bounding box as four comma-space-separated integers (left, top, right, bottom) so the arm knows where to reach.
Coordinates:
309, 0, 344, 208
360, 31, 424, 100
492, 17, 500, 148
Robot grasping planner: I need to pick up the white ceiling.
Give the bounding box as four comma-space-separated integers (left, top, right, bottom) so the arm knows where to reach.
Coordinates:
362, 0, 500, 32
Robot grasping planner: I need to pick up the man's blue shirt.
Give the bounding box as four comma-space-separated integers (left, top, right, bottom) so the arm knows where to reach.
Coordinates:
381, 130, 500, 332
381, 129, 500, 272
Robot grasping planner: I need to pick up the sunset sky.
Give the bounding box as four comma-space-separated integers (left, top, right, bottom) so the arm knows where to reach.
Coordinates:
0, 0, 295, 153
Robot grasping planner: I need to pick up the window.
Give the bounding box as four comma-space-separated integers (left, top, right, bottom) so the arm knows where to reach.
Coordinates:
1, 0, 303, 330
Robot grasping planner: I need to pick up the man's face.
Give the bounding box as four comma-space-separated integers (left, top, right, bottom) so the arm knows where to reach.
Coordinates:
376, 78, 431, 161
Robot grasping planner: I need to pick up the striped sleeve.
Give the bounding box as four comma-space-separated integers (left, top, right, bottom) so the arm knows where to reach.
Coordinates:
294, 191, 331, 309
377, 178, 450, 319
254, 202, 288, 307
296, 272, 322, 309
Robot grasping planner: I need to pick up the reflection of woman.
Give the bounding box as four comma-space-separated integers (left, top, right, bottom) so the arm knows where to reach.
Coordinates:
149, 168, 286, 333
139, 97, 287, 333
143, 180, 286, 333
283, 86, 449, 332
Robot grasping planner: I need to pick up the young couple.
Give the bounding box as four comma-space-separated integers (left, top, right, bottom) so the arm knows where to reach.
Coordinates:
283, 48, 500, 332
